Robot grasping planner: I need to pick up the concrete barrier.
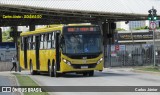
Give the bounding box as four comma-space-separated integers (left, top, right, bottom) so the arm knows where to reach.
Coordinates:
0, 61, 13, 71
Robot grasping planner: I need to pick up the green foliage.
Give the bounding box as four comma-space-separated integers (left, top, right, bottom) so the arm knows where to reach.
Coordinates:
116, 28, 126, 31
134, 27, 141, 30
136, 66, 160, 72
13, 73, 49, 95
133, 26, 149, 30
2, 29, 13, 42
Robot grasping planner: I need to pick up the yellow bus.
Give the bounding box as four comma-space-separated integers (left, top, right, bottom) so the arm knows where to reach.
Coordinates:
20, 24, 103, 77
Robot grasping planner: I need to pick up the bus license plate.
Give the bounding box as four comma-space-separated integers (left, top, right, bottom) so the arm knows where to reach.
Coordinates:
81, 66, 88, 69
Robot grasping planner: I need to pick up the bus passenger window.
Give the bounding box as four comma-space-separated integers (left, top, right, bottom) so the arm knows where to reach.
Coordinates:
32, 36, 35, 50
27, 36, 31, 50
52, 32, 55, 48
44, 34, 47, 49
33, 36, 35, 42
48, 33, 51, 41
40, 34, 44, 49
30, 36, 34, 50
47, 33, 52, 49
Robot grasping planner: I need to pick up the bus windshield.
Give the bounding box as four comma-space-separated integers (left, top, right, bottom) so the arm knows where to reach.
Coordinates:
62, 34, 102, 54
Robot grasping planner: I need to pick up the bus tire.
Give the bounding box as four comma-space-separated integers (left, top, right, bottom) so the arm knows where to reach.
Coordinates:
53, 63, 60, 77
30, 62, 37, 75
48, 63, 54, 77
88, 71, 94, 76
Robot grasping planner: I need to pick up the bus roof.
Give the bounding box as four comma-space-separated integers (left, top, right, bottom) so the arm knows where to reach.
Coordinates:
20, 24, 98, 36
20, 25, 63, 36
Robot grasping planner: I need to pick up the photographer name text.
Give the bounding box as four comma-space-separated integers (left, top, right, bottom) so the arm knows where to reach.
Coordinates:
135, 87, 158, 92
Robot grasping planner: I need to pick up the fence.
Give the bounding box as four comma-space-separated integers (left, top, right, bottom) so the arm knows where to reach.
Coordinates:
0, 62, 12, 71
104, 44, 160, 67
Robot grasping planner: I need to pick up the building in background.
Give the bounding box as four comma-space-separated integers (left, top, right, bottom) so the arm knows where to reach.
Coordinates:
0, 42, 16, 61
129, 20, 149, 30
1, 27, 10, 32
1, 25, 46, 32
116, 20, 160, 31
155, 20, 160, 27
18, 26, 29, 32
116, 21, 129, 30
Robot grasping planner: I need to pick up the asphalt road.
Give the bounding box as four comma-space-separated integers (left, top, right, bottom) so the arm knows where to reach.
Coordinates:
20, 68, 160, 95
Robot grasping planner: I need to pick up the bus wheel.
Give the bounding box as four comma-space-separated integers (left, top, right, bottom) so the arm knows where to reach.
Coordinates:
53, 64, 59, 77
83, 72, 88, 76
88, 71, 94, 76
48, 64, 54, 77
30, 63, 36, 75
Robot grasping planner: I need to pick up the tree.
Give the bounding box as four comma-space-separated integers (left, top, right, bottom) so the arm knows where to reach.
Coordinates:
2, 29, 13, 42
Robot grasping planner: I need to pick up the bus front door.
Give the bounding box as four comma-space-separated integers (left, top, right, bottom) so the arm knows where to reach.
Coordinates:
35, 36, 40, 70
56, 32, 60, 71
24, 37, 28, 69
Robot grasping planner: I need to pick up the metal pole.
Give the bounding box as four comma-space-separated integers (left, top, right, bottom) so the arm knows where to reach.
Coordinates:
131, 29, 134, 44
152, 6, 156, 66
153, 28, 156, 66
151, 6, 156, 66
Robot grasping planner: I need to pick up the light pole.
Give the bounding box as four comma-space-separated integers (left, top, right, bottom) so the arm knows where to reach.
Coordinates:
148, 7, 157, 66
153, 25, 156, 67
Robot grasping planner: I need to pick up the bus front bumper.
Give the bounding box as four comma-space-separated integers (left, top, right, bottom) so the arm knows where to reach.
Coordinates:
59, 61, 103, 73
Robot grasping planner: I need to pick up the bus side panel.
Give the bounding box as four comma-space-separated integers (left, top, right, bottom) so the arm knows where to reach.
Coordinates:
39, 49, 56, 72
27, 50, 30, 70
41, 49, 52, 72
30, 50, 36, 71
45, 50, 51, 71
27, 50, 33, 70
20, 50, 25, 69
50, 49, 56, 67
39, 50, 46, 71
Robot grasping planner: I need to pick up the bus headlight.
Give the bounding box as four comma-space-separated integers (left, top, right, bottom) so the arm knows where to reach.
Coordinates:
63, 59, 67, 63
97, 58, 103, 64
63, 59, 71, 66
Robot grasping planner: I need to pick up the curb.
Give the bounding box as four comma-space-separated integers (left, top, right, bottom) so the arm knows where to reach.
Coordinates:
132, 69, 160, 75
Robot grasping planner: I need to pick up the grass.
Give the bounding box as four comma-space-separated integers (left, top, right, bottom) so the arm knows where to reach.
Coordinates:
135, 66, 160, 72
13, 73, 49, 95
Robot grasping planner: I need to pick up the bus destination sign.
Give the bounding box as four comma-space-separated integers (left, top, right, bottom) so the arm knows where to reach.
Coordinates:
67, 27, 99, 32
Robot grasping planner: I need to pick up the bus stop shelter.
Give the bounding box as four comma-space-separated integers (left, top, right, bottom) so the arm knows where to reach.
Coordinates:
0, 0, 160, 26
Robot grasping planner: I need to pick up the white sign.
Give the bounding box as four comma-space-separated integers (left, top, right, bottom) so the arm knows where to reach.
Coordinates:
150, 22, 156, 30
111, 45, 115, 51
119, 45, 125, 51
0, 50, 16, 61
0, 42, 16, 61
5, 50, 16, 61
111, 52, 117, 57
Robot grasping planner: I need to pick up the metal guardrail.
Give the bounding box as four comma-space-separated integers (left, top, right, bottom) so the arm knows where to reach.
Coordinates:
105, 44, 160, 67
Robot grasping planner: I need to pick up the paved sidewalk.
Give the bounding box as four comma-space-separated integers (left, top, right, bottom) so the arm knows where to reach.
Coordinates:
103, 67, 160, 76
0, 71, 21, 95
103, 67, 134, 72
